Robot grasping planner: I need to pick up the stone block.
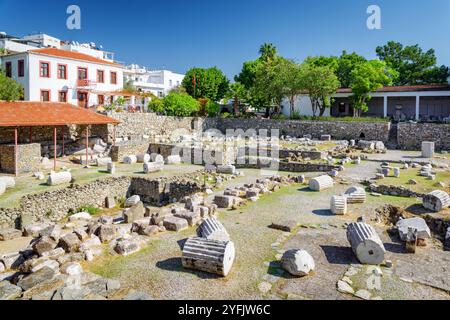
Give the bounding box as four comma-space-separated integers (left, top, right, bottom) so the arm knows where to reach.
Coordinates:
0, 228, 22, 241
270, 220, 298, 232
163, 216, 189, 232
104, 196, 116, 209
281, 249, 315, 277
123, 201, 145, 223
396, 217, 431, 241
422, 141, 435, 158
125, 195, 140, 208
95, 225, 117, 243
17, 267, 57, 291
32, 236, 58, 256
58, 233, 81, 253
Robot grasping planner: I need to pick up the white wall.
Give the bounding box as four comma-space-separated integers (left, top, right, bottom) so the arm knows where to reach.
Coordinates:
1, 52, 123, 106
281, 95, 331, 117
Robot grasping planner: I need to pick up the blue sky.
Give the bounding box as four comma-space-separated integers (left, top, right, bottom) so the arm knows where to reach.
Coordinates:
1, 0, 449, 79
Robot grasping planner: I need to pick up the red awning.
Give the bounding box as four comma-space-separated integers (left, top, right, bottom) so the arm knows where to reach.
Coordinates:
0, 101, 120, 127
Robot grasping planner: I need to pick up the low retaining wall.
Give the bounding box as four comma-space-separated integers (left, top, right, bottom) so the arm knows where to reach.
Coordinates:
235, 157, 339, 173
110, 141, 150, 162
397, 123, 450, 151
369, 184, 424, 198
0, 143, 41, 174
0, 177, 132, 228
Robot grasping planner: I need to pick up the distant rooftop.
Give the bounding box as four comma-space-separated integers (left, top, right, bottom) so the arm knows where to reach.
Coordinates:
336, 84, 450, 94
29, 47, 122, 67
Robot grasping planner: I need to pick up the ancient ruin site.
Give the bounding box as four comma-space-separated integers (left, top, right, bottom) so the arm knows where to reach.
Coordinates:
0, 113, 449, 301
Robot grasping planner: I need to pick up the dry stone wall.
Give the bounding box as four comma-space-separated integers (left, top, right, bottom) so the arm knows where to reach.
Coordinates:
397, 123, 450, 151
0, 143, 41, 174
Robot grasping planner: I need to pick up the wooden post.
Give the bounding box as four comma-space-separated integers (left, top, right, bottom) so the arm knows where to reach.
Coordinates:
62, 126, 65, 157
85, 126, 89, 166
113, 125, 116, 147
53, 127, 57, 171
14, 128, 18, 177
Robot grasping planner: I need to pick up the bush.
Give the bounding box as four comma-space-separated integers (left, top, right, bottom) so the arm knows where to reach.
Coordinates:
205, 101, 220, 117
220, 112, 232, 118
77, 205, 101, 216
148, 97, 164, 114
162, 92, 200, 117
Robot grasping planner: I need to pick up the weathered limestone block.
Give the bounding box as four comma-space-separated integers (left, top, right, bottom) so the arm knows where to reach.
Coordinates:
421, 141, 435, 158
309, 175, 334, 191
270, 220, 298, 232
68, 211, 92, 222
23, 223, 48, 238
0, 281, 22, 300
217, 165, 236, 175
58, 233, 81, 253
358, 140, 375, 150
141, 225, 160, 236
17, 267, 57, 291
393, 167, 401, 178
46, 171, 72, 186
330, 195, 347, 215
123, 155, 138, 164
125, 195, 141, 208
345, 186, 367, 204
150, 210, 173, 225
181, 237, 235, 277
107, 162, 116, 174
60, 262, 83, 276
151, 154, 164, 164
0, 228, 22, 241
185, 195, 204, 210
95, 157, 112, 167
73, 228, 89, 241
143, 162, 163, 173
114, 238, 141, 256
79, 236, 102, 252
39, 225, 62, 240
173, 210, 201, 226
396, 217, 431, 241
197, 217, 230, 242
32, 236, 58, 256
0, 176, 15, 189
422, 190, 450, 212
95, 225, 117, 243
213, 195, 240, 208
123, 202, 145, 223
346, 222, 386, 265
0, 181, 5, 196
281, 249, 315, 277
166, 155, 181, 164
136, 153, 150, 163
163, 216, 189, 232
104, 196, 116, 209
1, 252, 25, 270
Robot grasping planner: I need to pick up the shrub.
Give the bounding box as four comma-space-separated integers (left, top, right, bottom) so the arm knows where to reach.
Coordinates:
205, 101, 221, 117
77, 205, 101, 216
162, 92, 200, 117
148, 97, 164, 114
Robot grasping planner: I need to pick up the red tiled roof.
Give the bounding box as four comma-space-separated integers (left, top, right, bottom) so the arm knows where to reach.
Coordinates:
29, 47, 122, 67
336, 84, 450, 94
0, 101, 120, 127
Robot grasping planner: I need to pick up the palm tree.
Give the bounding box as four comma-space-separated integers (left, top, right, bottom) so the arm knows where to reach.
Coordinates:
259, 43, 277, 61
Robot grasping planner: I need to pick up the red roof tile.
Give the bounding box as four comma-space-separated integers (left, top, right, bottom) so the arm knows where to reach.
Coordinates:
0, 101, 120, 127
336, 84, 450, 94
29, 47, 122, 67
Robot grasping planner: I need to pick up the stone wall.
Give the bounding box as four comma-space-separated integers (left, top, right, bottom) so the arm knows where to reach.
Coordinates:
397, 123, 450, 151
110, 140, 150, 162
0, 177, 132, 228
368, 183, 424, 198
103, 112, 202, 143
203, 118, 391, 142
235, 157, 339, 173
0, 143, 41, 174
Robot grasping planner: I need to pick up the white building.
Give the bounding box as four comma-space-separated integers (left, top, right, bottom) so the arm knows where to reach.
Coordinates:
1, 47, 124, 108
124, 64, 185, 98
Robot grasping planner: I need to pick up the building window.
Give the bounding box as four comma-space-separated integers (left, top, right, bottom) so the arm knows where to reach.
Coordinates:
110, 71, 117, 84
169, 80, 173, 86
57, 64, 67, 79
97, 70, 104, 83
40, 62, 50, 78
158, 91, 164, 98
18, 60, 24, 77
58, 91, 68, 102
40, 90, 50, 102
98, 95, 104, 105
5, 62, 12, 77
78, 67, 88, 80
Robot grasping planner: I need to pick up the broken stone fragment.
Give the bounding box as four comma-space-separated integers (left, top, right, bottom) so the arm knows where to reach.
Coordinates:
0, 281, 22, 300
39, 224, 62, 241
125, 195, 140, 208
0, 228, 22, 241
58, 233, 81, 253
396, 217, 431, 241
163, 216, 189, 232
123, 201, 145, 223
60, 262, 83, 276
17, 266, 57, 291
422, 190, 450, 212
281, 249, 315, 277
269, 220, 298, 232
32, 236, 58, 256
95, 225, 117, 243
68, 211, 92, 222
114, 238, 140, 256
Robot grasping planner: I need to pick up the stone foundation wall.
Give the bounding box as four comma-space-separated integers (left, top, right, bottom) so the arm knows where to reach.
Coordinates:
204, 118, 391, 142
235, 157, 339, 172
0, 177, 132, 228
397, 123, 450, 151
368, 184, 424, 198
110, 141, 150, 162
0, 143, 41, 174
129, 174, 204, 206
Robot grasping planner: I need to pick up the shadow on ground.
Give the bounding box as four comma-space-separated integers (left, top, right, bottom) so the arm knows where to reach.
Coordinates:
320, 245, 357, 265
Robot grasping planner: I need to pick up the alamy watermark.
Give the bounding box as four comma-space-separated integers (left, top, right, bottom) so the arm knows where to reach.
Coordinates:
66, 5, 81, 30
367, 5, 382, 30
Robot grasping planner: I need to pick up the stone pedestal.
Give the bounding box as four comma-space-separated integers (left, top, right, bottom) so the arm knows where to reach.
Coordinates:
421, 141, 435, 158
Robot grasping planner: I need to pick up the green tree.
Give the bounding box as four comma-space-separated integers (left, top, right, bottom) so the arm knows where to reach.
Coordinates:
182, 67, 229, 101
0, 70, 24, 101
259, 43, 277, 62
275, 59, 305, 118
336, 51, 367, 88
350, 60, 396, 116
161, 92, 200, 117
204, 100, 221, 117
299, 63, 340, 117
376, 41, 449, 85
227, 82, 248, 116
148, 97, 164, 114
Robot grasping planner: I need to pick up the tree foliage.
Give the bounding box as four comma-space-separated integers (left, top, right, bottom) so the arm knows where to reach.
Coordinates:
0, 70, 24, 101
160, 92, 200, 117
350, 60, 395, 116
182, 67, 229, 101
376, 41, 450, 85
